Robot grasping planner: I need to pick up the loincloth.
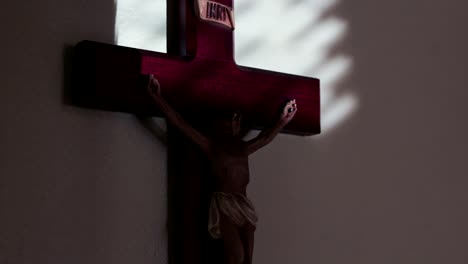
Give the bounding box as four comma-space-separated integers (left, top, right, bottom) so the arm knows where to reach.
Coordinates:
208, 192, 258, 239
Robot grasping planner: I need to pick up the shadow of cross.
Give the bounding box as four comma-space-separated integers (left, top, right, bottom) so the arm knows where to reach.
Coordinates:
72, 0, 319, 263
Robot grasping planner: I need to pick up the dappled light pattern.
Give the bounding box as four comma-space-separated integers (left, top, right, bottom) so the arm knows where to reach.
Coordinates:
235, 0, 356, 133
114, 0, 356, 133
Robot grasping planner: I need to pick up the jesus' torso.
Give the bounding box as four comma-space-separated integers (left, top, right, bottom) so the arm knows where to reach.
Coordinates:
209, 140, 250, 194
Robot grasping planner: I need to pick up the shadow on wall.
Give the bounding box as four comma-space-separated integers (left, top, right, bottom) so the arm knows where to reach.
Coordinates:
249, 0, 468, 263
1, 0, 119, 263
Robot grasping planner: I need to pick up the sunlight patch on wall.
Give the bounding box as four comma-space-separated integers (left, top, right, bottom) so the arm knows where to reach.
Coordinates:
114, 0, 166, 52
114, 0, 357, 133
234, 0, 357, 133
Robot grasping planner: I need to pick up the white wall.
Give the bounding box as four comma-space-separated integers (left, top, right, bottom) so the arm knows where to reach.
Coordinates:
0, 0, 168, 263
1, 0, 467, 264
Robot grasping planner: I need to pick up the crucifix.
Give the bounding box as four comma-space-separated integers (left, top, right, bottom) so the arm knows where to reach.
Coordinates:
72, 0, 320, 263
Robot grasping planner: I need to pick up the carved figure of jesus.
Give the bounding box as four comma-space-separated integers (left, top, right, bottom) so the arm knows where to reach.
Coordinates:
147, 75, 297, 264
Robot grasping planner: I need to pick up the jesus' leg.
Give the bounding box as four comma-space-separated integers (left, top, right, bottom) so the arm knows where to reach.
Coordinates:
240, 225, 255, 264
220, 213, 244, 264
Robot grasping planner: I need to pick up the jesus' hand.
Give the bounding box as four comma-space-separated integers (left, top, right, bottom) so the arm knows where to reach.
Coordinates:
147, 74, 161, 99
281, 99, 297, 124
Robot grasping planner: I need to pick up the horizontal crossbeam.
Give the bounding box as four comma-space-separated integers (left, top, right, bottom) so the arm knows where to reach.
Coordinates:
72, 40, 320, 135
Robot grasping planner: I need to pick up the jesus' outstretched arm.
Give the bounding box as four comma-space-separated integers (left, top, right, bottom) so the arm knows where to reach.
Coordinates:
246, 99, 297, 155
147, 74, 211, 154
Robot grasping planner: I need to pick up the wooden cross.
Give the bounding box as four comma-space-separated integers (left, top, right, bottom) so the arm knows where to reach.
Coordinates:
72, 0, 319, 263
